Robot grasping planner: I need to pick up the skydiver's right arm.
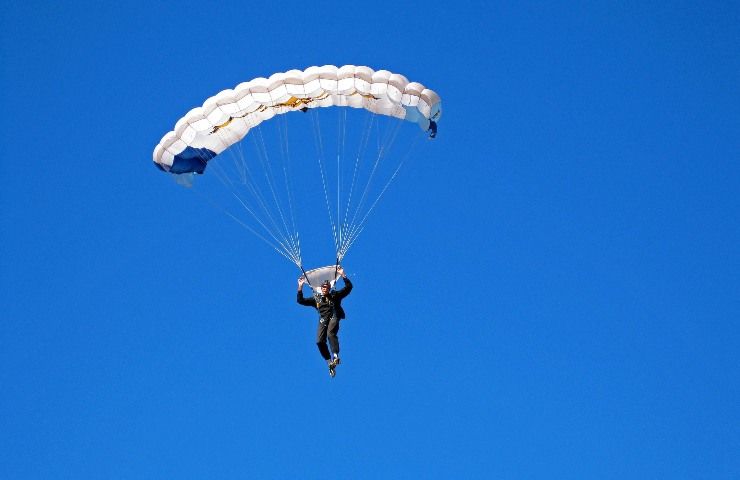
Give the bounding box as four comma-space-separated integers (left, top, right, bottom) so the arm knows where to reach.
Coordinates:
297, 289, 316, 306
297, 277, 316, 306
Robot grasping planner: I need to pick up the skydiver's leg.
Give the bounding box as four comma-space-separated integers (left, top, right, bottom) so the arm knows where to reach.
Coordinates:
315, 318, 331, 361
327, 315, 340, 358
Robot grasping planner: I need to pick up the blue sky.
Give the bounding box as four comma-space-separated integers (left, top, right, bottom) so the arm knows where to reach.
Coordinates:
1, 1, 738, 478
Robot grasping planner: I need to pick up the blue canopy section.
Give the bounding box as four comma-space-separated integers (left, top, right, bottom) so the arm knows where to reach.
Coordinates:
166, 146, 217, 174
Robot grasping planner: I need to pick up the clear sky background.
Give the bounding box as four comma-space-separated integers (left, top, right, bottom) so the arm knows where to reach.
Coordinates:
1, 1, 738, 478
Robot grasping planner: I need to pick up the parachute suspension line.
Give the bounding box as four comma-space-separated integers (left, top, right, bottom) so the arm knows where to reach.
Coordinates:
337, 115, 402, 256
340, 118, 411, 245
375, 112, 383, 153
338, 128, 426, 260
310, 108, 340, 256
299, 265, 313, 287
340, 127, 424, 257
236, 142, 250, 184
206, 156, 300, 265
252, 126, 297, 262
229, 127, 251, 186
339, 111, 377, 252
186, 152, 301, 266
248, 126, 294, 255
224, 135, 246, 183
340, 116, 403, 254
189, 187, 300, 266
226, 156, 295, 260
336, 108, 347, 253
277, 112, 302, 265
252, 122, 301, 262
225, 140, 297, 260
269, 90, 301, 263
312, 109, 339, 254
207, 128, 301, 265
228, 189, 301, 265
224, 135, 272, 216
188, 147, 291, 260
213, 129, 292, 253
227, 192, 301, 266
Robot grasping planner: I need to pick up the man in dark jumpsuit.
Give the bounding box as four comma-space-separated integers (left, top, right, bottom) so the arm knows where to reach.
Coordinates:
297, 266, 353, 377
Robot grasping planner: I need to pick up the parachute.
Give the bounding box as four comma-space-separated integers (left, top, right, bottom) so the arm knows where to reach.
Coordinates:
153, 65, 441, 283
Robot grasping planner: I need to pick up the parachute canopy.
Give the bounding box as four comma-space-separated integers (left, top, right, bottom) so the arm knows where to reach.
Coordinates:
153, 65, 442, 175
153, 65, 441, 269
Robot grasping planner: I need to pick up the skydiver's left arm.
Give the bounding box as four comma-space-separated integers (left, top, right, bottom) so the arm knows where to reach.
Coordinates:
297, 277, 316, 306
334, 266, 353, 299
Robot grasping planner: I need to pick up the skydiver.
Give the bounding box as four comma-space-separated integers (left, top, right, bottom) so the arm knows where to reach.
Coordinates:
428, 119, 437, 138
297, 266, 353, 377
